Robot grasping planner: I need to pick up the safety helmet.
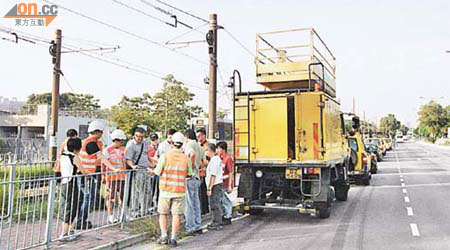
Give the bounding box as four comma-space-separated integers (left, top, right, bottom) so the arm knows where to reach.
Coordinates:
111, 129, 126, 141
172, 132, 185, 145
88, 120, 105, 133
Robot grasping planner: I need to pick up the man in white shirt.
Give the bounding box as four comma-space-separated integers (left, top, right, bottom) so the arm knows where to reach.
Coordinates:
205, 143, 223, 230
156, 129, 177, 158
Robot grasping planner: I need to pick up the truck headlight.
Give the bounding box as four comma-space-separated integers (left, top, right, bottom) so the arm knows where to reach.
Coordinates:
255, 170, 263, 178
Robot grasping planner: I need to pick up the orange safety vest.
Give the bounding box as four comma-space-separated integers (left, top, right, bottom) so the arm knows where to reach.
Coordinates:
103, 145, 126, 182
160, 150, 189, 193
79, 136, 103, 173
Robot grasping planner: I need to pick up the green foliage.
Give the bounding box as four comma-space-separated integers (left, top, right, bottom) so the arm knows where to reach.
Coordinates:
202, 109, 230, 119
417, 101, 450, 143
379, 114, 401, 137
109, 93, 156, 135
109, 75, 203, 136
151, 75, 203, 134
399, 124, 409, 136
23, 92, 101, 113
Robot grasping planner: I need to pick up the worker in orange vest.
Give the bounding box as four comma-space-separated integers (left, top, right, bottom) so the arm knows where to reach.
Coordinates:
76, 120, 113, 230
103, 129, 127, 224
148, 132, 193, 247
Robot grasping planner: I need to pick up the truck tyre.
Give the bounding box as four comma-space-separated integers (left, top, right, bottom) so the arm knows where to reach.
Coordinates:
362, 175, 370, 186
318, 206, 331, 219
370, 164, 378, 174
318, 188, 332, 219
335, 184, 349, 201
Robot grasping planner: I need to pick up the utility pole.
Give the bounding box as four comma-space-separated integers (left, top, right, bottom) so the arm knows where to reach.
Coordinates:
207, 14, 218, 141
49, 29, 62, 161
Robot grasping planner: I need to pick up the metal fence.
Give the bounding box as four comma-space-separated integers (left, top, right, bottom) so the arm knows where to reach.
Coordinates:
0, 162, 158, 250
0, 138, 48, 164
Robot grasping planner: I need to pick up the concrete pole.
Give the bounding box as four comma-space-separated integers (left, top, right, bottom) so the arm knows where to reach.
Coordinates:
208, 14, 217, 141
49, 29, 61, 161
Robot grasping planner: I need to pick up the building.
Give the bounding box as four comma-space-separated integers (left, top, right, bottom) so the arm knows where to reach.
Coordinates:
0, 104, 115, 150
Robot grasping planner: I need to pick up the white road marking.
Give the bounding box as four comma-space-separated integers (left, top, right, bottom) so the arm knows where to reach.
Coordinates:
400, 178, 404, 182
404, 196, 410, 203
401, 183, 406, 187
400, 174, 403, 178
410, 223, 420, 237
402, 189, 408, 194
406, 207, 414, 216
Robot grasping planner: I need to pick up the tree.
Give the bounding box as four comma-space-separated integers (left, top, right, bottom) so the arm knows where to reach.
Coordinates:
417, 101, 450, 142
23, 92, 100, 113
379, 114, 401, 137
152, 75, 203, 134
109, 93, 156, 135
399, 124, 409, 136
202, 109, 230, 119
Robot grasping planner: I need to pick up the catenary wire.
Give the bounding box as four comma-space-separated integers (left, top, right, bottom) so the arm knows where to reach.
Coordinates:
154, 0, 209, 24
40, 0, 208, 65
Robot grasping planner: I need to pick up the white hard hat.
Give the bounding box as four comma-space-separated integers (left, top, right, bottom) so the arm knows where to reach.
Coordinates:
111, 129, 126, 141
172, 132, 185, 145
88, 120, 105, 133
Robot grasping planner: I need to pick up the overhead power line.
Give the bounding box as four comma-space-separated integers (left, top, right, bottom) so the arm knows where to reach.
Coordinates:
112, 0, 176, 28
139, 0, 197, 30
223, 28, 256, 60
165, 23, 208, 45
41, 0, 208, 65
154, 0, 209, 24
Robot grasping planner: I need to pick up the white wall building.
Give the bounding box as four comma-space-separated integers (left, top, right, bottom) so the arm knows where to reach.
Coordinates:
0, 104, 115, 147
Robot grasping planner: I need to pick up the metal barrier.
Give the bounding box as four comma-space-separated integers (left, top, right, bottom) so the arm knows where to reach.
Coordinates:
0, 163, 158, 250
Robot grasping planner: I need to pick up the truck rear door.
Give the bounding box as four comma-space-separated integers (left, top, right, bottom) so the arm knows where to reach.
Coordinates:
297, 93, 323, 161
251, 96, 289, 161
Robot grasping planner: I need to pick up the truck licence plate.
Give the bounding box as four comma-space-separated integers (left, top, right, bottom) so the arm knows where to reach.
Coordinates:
285, 168, 302, 180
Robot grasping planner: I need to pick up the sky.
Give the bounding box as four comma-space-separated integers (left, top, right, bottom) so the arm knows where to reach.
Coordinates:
0, 0, 449, 127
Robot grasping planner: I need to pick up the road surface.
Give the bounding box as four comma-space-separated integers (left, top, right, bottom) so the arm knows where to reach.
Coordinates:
130, 142, 450, 250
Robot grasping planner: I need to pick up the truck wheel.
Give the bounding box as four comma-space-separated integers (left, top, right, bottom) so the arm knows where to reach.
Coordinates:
335, 184, 349, 201
370, 165, 378, 174
318, 206, 331, 219
317, 188, 332, 219
362, 175, 370, 186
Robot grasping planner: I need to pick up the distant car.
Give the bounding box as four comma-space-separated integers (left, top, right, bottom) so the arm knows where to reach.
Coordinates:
365, 142, 383, 162
396, 135, 404, 143
384, 138, 393, 150
365, 145, 378, 174
365, 138, 386, 156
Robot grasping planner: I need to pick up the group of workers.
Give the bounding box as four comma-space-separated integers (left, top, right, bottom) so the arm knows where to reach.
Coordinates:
55, 120, 234, 247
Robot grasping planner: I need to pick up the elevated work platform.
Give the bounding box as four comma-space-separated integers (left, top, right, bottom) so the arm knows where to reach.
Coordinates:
256, 28, 337, 97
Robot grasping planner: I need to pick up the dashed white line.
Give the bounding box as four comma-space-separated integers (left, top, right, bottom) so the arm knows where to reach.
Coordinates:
404, 196, 410, 203
400, 178, 404, 182
400, 174, 403, 178
410, 223, 420, 236
401, 183, 406, 187
406, 207, 414, 216
402, 189, 408, 194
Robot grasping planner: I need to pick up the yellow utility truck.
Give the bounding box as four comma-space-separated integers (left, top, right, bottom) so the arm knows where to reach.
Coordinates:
235, 28, 350, 219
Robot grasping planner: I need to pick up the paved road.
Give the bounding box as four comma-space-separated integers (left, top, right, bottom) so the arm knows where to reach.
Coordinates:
131, 142, 450, 250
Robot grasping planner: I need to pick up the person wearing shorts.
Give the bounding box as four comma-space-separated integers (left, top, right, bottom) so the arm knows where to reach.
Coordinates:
149, 132, 193, 247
